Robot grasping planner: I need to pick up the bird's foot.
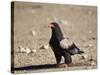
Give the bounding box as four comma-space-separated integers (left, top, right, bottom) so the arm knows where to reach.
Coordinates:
56, 64, 68, 68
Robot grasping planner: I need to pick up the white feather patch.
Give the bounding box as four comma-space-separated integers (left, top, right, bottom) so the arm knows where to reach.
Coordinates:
60, 38, 73, 49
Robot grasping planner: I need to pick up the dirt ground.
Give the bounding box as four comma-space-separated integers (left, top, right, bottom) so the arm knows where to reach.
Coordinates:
12, 1, 97, 74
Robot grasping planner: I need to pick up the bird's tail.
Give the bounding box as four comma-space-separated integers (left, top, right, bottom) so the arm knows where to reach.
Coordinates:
69, 43, 84, 55
78, 50, 84, 54
74, 44, 84, 54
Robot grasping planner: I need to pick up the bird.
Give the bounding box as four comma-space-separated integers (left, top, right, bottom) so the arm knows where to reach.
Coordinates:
48, 22, 84, 67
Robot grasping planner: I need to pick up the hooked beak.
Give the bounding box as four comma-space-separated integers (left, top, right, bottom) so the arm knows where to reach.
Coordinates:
48, 24, 54, 28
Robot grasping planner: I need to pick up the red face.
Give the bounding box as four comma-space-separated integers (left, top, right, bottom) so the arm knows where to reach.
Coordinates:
48, 24, 55, 28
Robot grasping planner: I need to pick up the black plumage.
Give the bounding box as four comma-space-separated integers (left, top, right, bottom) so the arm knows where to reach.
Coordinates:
49, 22, 84, 66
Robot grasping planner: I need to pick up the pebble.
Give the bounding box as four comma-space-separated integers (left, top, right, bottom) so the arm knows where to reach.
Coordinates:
89, 30, 92, 34
31, 49, 37, 53
81, 56, 85, 59
32, 30, 36, 36
89, 36, 96, 40
88, 56, 94, 61
81, 54, 88, 60
91, 36, 96, 40
44, 44, 49, 49
25, 47, 31, 53
40, 44, 49, 50
86, 44, 93, 48
88, 44, 93, 47
18, 45, 26, 53
18, 46, 37, 54
61, 20, 68, 25
90, 61, 96, 66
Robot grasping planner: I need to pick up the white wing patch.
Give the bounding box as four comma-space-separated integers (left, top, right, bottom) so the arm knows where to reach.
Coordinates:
60, 38, 73, 49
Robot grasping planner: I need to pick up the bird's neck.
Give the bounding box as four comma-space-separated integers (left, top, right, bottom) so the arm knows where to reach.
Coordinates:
51, 28, 64, 41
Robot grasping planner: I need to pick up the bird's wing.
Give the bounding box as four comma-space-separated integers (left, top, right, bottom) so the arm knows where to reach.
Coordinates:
60, 39, 84, 55
60, 38, 73, 49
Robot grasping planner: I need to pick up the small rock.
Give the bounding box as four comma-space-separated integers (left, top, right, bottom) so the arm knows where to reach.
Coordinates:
81, 56, 85, 59
89, 36, 96, 40
86, 44, 93, 48
31, 30, 36, 36
31, 49, 37, 53
25, 47, 31, 53
61, 20, 68, 25
18, 45, 26, 53
91, 36, 96, 40
90, 61, 96, 66
89, 30, 92, 34
88, 56, 93, 61
44, 44, 49, 49
89, 44, 92, 47
40, 44, 49, 50
81, 54, 88, 60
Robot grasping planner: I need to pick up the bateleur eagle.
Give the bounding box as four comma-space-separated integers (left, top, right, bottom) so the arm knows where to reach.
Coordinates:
48, 22, 84, 67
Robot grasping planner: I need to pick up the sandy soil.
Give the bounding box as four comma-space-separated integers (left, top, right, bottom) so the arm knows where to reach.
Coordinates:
12, 1, 97, 74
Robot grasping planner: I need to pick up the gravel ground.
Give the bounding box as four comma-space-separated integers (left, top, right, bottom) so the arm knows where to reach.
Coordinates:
11, 1, 97, 74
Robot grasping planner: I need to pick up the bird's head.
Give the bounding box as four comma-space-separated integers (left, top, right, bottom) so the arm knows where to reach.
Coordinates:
48, 22, 60, 30
48, 22, 64, 41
